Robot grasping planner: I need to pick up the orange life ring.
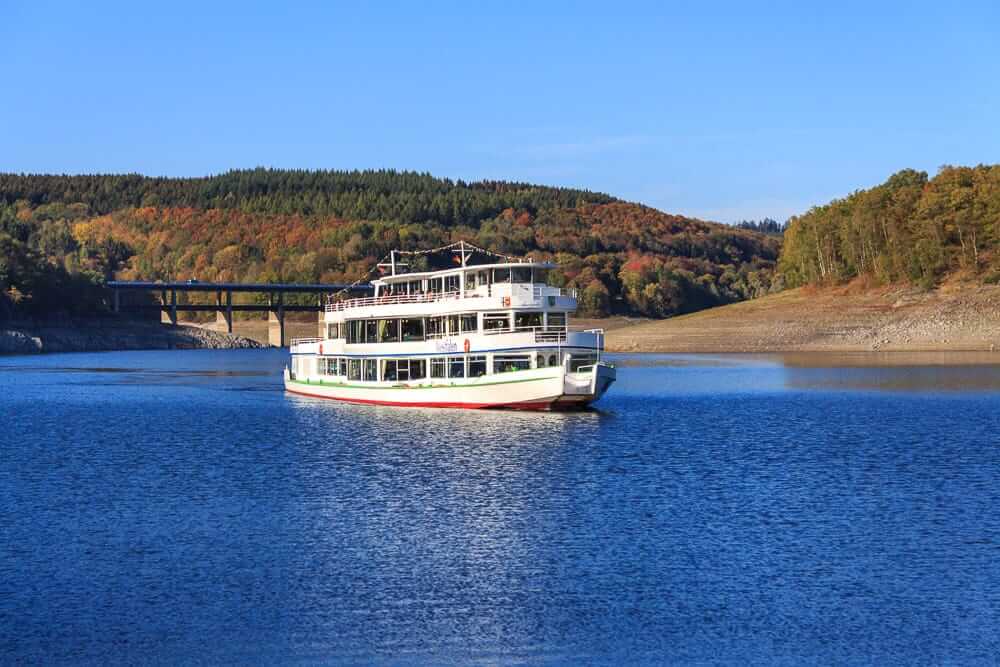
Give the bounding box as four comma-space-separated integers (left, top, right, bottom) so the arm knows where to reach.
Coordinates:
502, 296, 511, 307
463, 338, 471, 353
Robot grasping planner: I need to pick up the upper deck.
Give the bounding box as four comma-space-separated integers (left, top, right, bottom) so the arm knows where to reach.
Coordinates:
326, 259, 577, 317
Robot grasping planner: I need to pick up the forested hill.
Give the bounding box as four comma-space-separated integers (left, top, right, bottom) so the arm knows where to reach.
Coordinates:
0, 169, 780, 319
779, 165, 1000, 288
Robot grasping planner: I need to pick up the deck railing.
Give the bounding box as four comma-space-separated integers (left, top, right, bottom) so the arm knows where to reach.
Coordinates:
289, 337, 322, 347
324, 286, 578, 312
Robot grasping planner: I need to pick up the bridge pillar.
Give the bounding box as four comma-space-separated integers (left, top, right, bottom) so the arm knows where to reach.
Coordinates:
161, 289, 178, 325
317, 293, 326, 338
268, 292, 285, 347
216, 290, 233, 333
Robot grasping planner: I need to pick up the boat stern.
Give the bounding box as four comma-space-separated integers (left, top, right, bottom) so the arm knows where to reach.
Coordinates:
556, 361, 616, 408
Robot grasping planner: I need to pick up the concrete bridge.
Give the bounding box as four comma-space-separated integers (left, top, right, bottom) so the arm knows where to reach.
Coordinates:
107, 281, 372, 346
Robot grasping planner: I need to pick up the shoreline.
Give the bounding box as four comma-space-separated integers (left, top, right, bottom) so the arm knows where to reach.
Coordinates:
0, 318, 265, 355
596, 283, 1000, 355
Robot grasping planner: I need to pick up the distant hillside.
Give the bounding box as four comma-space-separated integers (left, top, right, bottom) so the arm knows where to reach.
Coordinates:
780, 165, 1000, 288
0, 169, 780, 319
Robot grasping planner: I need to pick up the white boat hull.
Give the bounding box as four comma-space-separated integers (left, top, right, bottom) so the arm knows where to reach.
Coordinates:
284, 363, 615, 410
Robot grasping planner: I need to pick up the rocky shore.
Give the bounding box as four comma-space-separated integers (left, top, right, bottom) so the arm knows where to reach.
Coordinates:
0, 318, 265, 355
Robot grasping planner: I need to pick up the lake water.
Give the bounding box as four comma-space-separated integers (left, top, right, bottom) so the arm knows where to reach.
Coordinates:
3, 349, 1000, 664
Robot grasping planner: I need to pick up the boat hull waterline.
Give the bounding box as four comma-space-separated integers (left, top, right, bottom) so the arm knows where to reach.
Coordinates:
283, 363, 615, 411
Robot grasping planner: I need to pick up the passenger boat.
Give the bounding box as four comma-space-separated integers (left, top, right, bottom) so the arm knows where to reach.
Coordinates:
284, 243, 616, 410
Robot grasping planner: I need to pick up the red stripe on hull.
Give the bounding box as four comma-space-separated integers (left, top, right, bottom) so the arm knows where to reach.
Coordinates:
284, 385, 588, 411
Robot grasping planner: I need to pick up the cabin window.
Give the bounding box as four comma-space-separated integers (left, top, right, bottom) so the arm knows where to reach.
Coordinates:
547, 312, 566, 329
515, 312, 542, 330
536, 353, 547, 368
511, 267, 531, 284
466, 272, 477, 289
444, 274, 460, 292
428, 277, 443, 293
569, 354, 599, 372
478, 270, 489, 285
365, 320, 378, 343
379, 319, 399, 343
548, 354, 558, 367
430, 357, 447, 378
363, 359, 378, 382
408, 280, 422, 294
448, 357, 466, 378
427, 317, 445, 338
468, 355, 487, 377
327, 324, 336, 339
348, 358, 362, 381
532, 268, 549, 284
483, 313, 510, 332
461, 314, 477, 333
492, 268, 510, 283
401, 318, 424, 342
493, 354, 531, 373
447, 315, 460, 335
383, 359, 425, 381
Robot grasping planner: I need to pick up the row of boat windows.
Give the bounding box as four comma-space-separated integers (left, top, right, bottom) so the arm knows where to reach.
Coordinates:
380, 268, 548, 295
329, 311, 566, 343
306, 351, 597, 382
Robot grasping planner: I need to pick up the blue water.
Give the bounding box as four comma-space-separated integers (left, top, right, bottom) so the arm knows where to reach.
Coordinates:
3, 350, 1000, 664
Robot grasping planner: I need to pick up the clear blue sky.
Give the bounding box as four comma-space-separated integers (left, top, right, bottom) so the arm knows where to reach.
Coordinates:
2, 1, 998, 222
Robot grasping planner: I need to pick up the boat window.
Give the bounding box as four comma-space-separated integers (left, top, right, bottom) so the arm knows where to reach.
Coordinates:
466, 272, 477, 289
340, 358, 348, 376
479, 270, 489, 285
408, 280, 422, 294
427, 317, 445, 338
428, 277, 443, 293
536, 353, 547, 368
430, 357, 447, 378
448, 356, 466, 378
511, 267, 531, 283
483, 313, 510, 332
363, 359, 378, 382
348, 358, 362, 381
569, 354, 599, 372
383, 359, 398, 382
365, 320, 378, 343
468, 355, 487, 377
547, 312, 566, 329
379, 319, 399, 343
444, 274, 460, 292
460, 314, 477, 333
493, 354, 531, 373
447, 315, 460, 335
532, 268, 549, 284
401, 318, 424, 342
548, 354, 557, 367
515, 312, 542, 330
492, 268, 510, 283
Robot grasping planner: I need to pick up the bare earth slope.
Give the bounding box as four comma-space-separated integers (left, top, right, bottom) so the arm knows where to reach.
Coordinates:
603, 283, 1000, 353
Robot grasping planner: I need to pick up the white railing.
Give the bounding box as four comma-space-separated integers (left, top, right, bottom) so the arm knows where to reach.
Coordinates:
326, 291, 462, 312
325, 286, 579, 312
290, 337, 322, 346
